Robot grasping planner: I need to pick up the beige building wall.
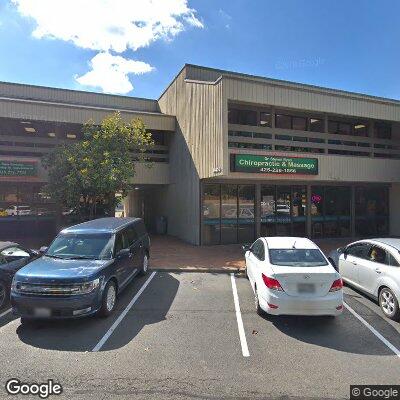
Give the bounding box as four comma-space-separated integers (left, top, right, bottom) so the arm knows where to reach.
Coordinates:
158, 68, 225, 244
0, 97, 175, 131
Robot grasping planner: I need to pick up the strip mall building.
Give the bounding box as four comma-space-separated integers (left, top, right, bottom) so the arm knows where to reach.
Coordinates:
1, 65, 399, 245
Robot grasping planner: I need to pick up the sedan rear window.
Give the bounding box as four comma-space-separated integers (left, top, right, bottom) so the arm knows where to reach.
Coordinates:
269, 249, 328, 267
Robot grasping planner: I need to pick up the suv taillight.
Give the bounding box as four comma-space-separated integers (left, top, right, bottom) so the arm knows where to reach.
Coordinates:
329, 278, 343, 292
262, 274, 283, 291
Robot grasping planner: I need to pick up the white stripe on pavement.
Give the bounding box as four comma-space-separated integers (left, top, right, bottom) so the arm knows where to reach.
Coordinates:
0, 308, 11, 319
344, 302, 400, 358
92, 271, 157, 352
230, 273, 250, 357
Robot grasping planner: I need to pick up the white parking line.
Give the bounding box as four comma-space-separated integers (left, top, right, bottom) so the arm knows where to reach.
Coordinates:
230, 273, 250, 358
344, 302, 400, 358
0, 308, 11, 319
92, 271, 157, 352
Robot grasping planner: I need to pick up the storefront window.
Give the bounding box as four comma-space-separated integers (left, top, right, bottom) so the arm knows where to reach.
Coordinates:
202, 184, 256, 245
355, 186, 389, 236
292, 186, 307, 236
0, 182, 57, 241
260, 185, 306, 237
276, 187, 291, 236
221, 185, 238, 244
202, 185, 220, 245
202, 183, 390, 244
238, 185, 255, 243
311, 187, 324, 238
261, 186, 275, 236
311, 186, 351, 238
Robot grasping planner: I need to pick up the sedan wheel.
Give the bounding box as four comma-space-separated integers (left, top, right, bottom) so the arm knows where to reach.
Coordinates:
0, 281, 7, 309
379, 288, 400, 321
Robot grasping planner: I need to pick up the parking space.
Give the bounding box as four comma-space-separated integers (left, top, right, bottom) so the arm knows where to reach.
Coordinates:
0, 271, 399, 399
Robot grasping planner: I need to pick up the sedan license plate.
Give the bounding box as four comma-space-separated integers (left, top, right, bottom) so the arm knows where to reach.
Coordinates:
33, 307, 51, 317
297, 283, 315, 294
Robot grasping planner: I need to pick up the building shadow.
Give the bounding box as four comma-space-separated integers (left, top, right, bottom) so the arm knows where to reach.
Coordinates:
261, 305, 397, 356
0, 304, 18, 329
16, 272, 179, 352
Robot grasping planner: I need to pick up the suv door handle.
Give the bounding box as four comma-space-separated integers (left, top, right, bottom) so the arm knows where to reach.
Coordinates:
375, 268, 382, 274
351, 261, 357, 265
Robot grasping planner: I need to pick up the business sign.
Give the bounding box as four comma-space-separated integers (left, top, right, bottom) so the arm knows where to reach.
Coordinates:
0, 160, 38, 177
231, 154, 318, 175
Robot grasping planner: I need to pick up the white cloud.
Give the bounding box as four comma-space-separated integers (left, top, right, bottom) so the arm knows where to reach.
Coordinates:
76, 52, 154, 94
11, 0, 203, 93
218, 9, 232, 29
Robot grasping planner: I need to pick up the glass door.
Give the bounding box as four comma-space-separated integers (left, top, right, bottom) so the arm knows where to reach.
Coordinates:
260, 186, 276, 236
238, 185, 255, 243
276, 187, 291, 236
221, 185, 238, 244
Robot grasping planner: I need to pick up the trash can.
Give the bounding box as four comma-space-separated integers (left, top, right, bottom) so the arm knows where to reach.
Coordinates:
156, 216, 167, 235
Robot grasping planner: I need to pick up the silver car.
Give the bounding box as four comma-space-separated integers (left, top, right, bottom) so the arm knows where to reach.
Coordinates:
328, 238, 400, 321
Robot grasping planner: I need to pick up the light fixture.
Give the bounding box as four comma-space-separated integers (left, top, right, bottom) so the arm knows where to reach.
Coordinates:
355, 124, 365, 130
24, 127, 36, 133
20, 121, 31, 125
47, 132, 56, 138
67, 133, 76, 139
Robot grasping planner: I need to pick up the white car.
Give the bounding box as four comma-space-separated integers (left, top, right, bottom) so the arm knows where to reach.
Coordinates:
328, 238, 400, 321
6, 206, 31, 216
244, 237, 343, 317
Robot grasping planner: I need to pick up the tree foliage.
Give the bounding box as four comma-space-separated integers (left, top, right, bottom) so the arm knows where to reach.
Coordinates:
43, 112, 154, 218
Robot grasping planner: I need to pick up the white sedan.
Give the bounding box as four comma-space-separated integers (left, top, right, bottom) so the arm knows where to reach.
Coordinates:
244, 237, 343, 317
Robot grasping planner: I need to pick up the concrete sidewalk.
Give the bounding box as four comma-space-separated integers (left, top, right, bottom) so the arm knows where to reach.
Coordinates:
150, 235, 350, 272
11, 233, 351, 273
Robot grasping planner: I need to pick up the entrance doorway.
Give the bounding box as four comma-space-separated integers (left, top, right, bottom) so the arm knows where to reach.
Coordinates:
260, 185, 307, 237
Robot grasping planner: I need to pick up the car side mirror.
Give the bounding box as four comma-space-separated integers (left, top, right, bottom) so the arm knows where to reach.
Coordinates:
242, 244, 251, 253
116, 248, 130, 258
39, 246, 48, 254
337, 247, 344, 254
30, 249, 40, 257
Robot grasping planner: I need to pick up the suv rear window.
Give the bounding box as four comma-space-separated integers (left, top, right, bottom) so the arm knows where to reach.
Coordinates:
269, 249, 328, 267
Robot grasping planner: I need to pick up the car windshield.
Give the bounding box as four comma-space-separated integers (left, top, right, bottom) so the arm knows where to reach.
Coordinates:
46, 233, 114, 260
269, 249, 328, 267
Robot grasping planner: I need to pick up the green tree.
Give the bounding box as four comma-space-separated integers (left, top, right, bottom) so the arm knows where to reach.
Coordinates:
43, 112, 154, 219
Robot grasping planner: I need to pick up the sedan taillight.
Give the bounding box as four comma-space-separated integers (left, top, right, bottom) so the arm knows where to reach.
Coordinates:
262, 274, 283, 291
329, 278, 343, 292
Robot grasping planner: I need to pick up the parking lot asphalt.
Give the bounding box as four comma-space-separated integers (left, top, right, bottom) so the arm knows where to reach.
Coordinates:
0, 272, 399, 400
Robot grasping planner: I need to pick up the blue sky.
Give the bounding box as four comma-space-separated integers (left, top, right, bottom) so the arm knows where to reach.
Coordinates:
0, 0, 399, 100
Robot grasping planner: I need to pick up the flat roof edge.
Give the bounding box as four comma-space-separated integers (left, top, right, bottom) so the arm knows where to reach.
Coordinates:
0, 80, 157, 103
185, 64, 400, 106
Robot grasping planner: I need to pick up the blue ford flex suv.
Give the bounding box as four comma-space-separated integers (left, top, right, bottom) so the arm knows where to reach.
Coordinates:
11, 217, 150, 321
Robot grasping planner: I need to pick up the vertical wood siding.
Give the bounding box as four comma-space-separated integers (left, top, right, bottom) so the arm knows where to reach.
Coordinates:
223, 77, 400, 121
0, 98, 175, 131
159, 69, 224, 179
